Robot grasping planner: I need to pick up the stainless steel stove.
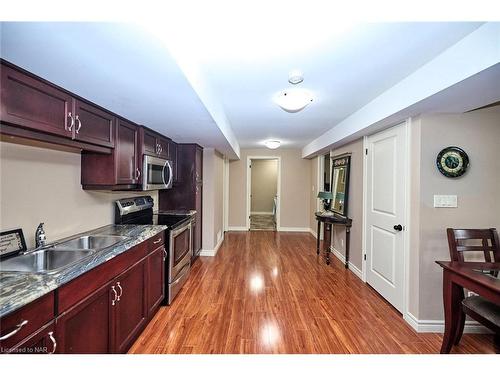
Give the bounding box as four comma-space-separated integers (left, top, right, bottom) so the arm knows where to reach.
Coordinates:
114, 196, 195, 305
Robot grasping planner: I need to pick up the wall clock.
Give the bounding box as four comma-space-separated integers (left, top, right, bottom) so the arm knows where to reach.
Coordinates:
436, 146, 469, 178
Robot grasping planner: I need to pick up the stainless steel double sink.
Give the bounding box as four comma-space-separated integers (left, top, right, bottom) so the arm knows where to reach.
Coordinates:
0, 235, 130, 274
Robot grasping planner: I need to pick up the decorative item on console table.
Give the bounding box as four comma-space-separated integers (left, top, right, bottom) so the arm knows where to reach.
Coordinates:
317, 191, 334, 213
159, 144, 203, 261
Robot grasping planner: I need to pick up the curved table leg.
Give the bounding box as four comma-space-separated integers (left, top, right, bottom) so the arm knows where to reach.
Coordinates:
441, 271, 464, 354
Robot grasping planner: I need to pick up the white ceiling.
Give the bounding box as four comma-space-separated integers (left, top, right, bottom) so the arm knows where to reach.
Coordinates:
0, 21, 491, 158
177, 22, 483, 149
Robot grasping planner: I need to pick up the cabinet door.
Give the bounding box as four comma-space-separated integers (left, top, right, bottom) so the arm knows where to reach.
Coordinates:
0, 64, 74, 138
147, 246, 166, 316
157, 137, 169, 159
142, 128, 157, 156
116, 119, 140, 184
9, 322, 57, 354
74, 100, 114, 148
112, 260, 147, 353
56, 283, 113, 354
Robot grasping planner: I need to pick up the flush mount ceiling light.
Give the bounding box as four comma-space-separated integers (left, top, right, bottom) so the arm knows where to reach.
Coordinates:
265, 140, 281, 149
274, 88, 313, 113
288, 69, 304, 84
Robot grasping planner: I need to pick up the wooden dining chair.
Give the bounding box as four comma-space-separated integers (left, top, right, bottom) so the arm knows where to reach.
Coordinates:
446, 228, 500, 346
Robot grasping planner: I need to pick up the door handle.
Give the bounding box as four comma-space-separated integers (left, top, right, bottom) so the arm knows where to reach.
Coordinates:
393, 224, 403, 232
67, 112, 75, 132
116, 281, 123, 301
111, 285, 118, 306
75, 115, 82, 134
48, 331, 57, 354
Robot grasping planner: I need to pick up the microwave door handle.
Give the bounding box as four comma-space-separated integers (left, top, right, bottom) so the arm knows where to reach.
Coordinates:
167, 161, 174, 186
163, 160, 173, 187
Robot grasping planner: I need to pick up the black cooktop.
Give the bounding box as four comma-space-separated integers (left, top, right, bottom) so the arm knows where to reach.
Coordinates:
152, 214, 191, 228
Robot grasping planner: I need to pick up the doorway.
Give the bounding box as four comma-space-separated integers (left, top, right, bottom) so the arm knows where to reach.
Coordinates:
363, 121, 409, 313
246, 156, 280, 231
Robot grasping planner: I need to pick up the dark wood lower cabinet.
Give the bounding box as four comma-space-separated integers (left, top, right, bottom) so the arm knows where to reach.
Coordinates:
56, 282, 113, 354
9, 322, 56, 354
112, 259, 147, 353
147, 246, 166, 316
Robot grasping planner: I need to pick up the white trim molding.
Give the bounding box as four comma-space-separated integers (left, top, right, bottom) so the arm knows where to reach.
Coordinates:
227, 226, 248, 232
278, 227, 311, 233
308, 228, 317, 238
404, 312, 492, 334
330, 246, 363, 280
250, 211, 273, 215
200, 234, 225, 257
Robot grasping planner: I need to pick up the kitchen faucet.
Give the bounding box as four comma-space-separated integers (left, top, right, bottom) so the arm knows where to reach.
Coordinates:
35, 222, 46, 248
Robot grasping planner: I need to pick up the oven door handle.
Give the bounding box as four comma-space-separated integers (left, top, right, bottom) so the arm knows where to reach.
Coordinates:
170, 222, 191, 238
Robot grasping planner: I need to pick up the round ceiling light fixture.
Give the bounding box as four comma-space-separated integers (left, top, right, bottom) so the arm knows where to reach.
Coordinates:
288, 69, 304, 84
265, 140, 281, 149
274, 88, 313, 113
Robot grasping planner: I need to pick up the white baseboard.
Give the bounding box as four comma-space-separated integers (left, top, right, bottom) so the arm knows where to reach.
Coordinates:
309, 228, 317, 238
404, 311, 492, 333
250, 211, 273, 215
228, 226, 248, 231
200, 234, 225, 257
330, 246, 363, 280
278, 227, 311, 232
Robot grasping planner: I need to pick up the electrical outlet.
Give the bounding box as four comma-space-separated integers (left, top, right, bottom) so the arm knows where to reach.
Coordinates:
341, 239, 344, 247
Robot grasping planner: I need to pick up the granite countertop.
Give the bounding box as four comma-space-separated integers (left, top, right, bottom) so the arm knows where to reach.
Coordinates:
0, 224, 167, 318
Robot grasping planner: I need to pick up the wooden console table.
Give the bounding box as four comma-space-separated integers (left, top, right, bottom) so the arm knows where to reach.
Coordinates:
315, 212, 352, 268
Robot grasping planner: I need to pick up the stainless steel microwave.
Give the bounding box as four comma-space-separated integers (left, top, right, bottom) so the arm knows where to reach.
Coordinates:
142, 155, 173, 190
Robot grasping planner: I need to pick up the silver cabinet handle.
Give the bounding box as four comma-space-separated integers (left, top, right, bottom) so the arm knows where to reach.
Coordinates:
75, 114, 82, 134
48, 331, 57, 354
163, 247, 167, 261
0, 320, 28, 341
66, 112, 75, 132
153, 238, 162, 245
116, 282, 123, 301
111, 285, 118, 306
135, 168, 141, 180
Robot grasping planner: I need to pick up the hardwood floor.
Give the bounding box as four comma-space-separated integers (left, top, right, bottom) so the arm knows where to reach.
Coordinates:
129, 231, 497, 354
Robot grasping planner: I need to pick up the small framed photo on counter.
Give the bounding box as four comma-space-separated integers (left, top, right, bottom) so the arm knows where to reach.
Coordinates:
0, 228, 27, 258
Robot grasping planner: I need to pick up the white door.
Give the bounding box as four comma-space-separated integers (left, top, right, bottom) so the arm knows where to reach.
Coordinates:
365, 122, 407, 312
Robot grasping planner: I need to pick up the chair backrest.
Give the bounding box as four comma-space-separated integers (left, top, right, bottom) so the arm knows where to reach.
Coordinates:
446, 228, 500, 263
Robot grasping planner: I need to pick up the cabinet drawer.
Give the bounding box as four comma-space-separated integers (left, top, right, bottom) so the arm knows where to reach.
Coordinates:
148, 232, 165, 252
0, 292, 55, 351
58, 242, 147, 312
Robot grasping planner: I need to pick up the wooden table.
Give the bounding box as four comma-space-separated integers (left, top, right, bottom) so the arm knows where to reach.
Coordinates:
435, 261, 500, 353
315, 212, 352, 268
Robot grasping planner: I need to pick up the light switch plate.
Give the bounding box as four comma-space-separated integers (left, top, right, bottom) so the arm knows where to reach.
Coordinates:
433, 195, 458, 208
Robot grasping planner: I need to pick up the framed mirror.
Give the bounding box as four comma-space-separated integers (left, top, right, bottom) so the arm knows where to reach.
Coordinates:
330, 154, 351, 217
323, 153, 331, 192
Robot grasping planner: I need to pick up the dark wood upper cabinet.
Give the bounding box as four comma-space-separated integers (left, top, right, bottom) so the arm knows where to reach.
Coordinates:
74, 100, 114, 148
142, 128, 158, 156
112, 259, 147, 353
140, 127, 170, 159
116, 119, 140, 185
0, 63, 73, 139
157, 137, 169, 159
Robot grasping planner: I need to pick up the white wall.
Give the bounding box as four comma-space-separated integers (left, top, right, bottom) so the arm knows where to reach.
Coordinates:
250, 159, 277, 213
201, 148, 224, 254
0, 141, 157, 247
411, 107, 500, 320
